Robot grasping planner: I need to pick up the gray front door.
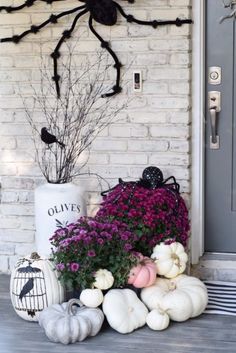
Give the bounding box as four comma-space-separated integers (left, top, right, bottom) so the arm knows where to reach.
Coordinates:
205, 0, 236, 252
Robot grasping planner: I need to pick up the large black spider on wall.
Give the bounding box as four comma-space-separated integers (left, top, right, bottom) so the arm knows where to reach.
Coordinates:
0, 0, 192, 98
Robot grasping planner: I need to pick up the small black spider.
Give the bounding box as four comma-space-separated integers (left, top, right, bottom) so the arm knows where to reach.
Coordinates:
0, 0, 192, 98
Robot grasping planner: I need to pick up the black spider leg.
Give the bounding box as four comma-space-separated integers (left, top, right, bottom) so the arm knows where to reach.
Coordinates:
0, 0, 37, 12
100, 178, 124, 197
51, 8, 88, 97
126, 182, 138, 204
0, 4, 87, 97
0, 0, 67, 13
112, 181, 127, 204
88, 16, 122, 98
162, 176, 180, 194
102, 179, 129, 204
0, 5, 86, 44
114, 2, 192, 28
112, 181, 137, 204
161, 176, 180, 215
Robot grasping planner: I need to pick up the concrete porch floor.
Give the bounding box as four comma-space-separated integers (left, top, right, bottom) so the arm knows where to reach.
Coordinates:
1, 274, 236, 353
191, 253, 236, 281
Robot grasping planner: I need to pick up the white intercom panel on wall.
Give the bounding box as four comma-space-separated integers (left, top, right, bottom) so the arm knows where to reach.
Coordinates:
133, 71, 142, 92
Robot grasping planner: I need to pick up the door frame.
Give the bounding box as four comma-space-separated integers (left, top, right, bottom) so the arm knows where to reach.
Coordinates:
191, 0, 205, 264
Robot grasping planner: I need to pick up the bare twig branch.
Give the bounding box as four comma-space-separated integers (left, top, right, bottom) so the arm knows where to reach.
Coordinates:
21, 45, 128, 184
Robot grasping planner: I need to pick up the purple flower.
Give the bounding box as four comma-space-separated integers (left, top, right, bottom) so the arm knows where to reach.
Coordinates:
89, 231, 98, 237
164, 238, 176, 245
88, 220, 97, 228
105, 233, 112, 240
59, 238, 72, 247
71, 235, 82, 242
100, 231, 110, 238
70, 263, 80, 272
55, 263, 65, 271
67, 224, 76, 231
84, 236, 92, 245
87, 250, 96, 257
120, 231, 131, 241
97, 238, 104, 245
110, 227, 117, 234
56, 229, 66, 236
124, 243, 133, 251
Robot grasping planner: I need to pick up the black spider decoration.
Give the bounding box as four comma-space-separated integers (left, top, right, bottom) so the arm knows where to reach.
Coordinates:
100, 166, 181, 218
0, 0, 192, 98
101, 166, 180, 198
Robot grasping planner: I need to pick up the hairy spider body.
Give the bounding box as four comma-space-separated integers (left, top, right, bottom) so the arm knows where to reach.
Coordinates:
83, 0, 118, 25
0, 0, 192, 98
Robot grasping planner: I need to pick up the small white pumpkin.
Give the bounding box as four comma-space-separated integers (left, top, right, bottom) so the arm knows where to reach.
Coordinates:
39, 298, 104, 345
141, 275, 208, 322
10, 252, 64, 322
102, 289, 148, 334
146, 308, 170, 331
93, 269, 114, 290
151, 242, 188, 278
80, 288, 104, 308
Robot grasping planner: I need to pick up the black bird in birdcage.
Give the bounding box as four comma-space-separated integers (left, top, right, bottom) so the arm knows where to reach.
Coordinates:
11, 262, 47, 318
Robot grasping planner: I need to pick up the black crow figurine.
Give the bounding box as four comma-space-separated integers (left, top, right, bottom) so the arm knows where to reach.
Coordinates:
41, 127, 65, 148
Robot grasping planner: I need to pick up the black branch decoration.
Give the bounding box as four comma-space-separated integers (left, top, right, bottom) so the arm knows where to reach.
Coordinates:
22, 48, 128, 184
0, 0, 192, 98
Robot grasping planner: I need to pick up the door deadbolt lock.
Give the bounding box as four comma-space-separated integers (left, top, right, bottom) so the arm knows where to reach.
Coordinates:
208, 66, 221, 85
208, 91, 221, 149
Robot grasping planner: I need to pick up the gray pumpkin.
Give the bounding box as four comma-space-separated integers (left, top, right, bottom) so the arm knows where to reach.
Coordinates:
39, 298, 104, 345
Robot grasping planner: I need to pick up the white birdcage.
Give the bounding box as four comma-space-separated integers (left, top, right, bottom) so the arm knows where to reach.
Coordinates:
10, 253, 65, 322
11, 261, 48, 319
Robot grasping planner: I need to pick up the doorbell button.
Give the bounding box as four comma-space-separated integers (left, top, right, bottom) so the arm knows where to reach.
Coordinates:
133, 71, 142, 92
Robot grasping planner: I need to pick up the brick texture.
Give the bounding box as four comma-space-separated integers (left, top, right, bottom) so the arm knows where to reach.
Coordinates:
0, 0, 192, 272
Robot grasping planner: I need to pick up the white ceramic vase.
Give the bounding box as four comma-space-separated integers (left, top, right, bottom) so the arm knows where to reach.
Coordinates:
35, 182, 87, 257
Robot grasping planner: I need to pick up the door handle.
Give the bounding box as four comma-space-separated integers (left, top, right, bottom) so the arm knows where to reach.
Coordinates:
209, 107, 217, 144
208, 91, 221, 149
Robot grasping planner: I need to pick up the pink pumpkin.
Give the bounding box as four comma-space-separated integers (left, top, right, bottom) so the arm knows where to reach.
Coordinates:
128, 254, 157, 288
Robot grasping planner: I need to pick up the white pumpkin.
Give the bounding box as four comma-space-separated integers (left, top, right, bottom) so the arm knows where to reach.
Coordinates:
93, 269, 114, 290
102, 289, 148, 334
146, 308, 170, 331
151, 242, 188, 278
80, 288, 104, 308
39, 298, 104, 345
141, 275, 208, 322
10, 252, 64, 321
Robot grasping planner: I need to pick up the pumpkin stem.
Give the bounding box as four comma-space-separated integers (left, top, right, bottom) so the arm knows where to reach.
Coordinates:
171, 253, 179, 261
139, 258, 154, 266
30, 252, 41, 260
157, 305, 166, 315
171, 253, 181, 267
169, 281, 176, 291
67, 298, 85, 315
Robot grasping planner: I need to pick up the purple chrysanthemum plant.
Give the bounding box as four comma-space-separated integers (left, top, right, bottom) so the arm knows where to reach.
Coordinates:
96, 183, 190, 256
50, 217, 138, 290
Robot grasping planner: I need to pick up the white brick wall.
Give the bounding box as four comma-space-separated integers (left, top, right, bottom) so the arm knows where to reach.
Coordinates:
0, 0, 192, 272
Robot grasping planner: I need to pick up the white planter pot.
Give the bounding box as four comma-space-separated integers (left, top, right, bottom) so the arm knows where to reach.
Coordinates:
35, 183, 87, 257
